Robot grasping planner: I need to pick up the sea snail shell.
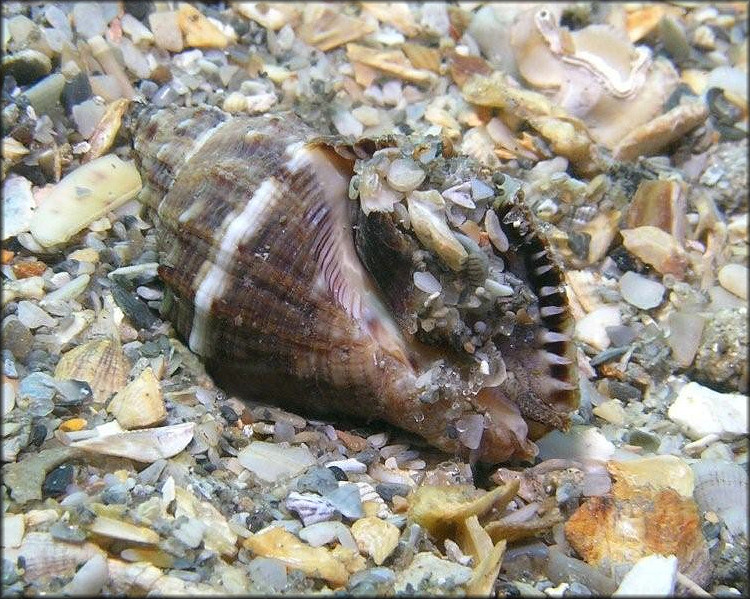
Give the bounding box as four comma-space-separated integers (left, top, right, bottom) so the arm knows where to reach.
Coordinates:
129, 104, 578, 463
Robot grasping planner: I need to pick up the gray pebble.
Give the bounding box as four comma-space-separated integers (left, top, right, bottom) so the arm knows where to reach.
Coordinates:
49, 520, 87, 543
138, 459, 167, 484
19, 372, 57, 416
52, 379, 92, 407
376, 482, 411, 502
566, 581, 592, 596
325, 484, 364, 519
101, 483, 130, 505
248, 557, 287, 593
2, 349, 18, 377
296, 466, 338, 495
2, 318, 33, 360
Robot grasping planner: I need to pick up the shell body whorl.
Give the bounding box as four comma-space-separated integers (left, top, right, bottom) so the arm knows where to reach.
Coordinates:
130, 104, 578, 463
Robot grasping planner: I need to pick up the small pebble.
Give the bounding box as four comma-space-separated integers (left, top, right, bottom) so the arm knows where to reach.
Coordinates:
718, 263, 748, 299
375, 482, 411, 502
325, 483, 364, 519
43, 463, 74, 498
387, 158, 426, 193
2, 319, 33, 360
619, 271, 665, 309
297, 466, 339, 495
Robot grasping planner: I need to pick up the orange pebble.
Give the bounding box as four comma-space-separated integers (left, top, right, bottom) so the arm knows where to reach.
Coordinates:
12, 260, 47, 278
59, 418, 87, 432
1, 249, 14, 264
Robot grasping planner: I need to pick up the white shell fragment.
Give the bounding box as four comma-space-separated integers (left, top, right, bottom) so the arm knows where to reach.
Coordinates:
2, 175, 35, 240
406, 190, 468, 271
613, 554, 678, 596
28, 154, 142, 247
59, 421, 195, 462
667, 382, 748, 440
237, 441, 316, 483
691, 460, 748, 538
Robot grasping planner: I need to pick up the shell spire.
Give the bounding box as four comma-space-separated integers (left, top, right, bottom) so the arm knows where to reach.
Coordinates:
130, 104, 578, 463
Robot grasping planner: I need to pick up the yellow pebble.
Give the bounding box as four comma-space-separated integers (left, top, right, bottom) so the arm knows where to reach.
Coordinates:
59, 418, 87, 432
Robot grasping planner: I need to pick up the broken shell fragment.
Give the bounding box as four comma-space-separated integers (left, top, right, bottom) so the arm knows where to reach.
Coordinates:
564, 480, 710, 588
350, 516, 400, 566
243, 527, 350, 586
59, 421, 195, 463
28, 154, 142, 248
54, 338, 130, 404
406, 190, 468, 271
10, 532, 106, 582
107, 367, 166, 429
620, 226, 688, 278
88, 516, 160, 545
407, 481, 519, 539
613, 100, 710, 161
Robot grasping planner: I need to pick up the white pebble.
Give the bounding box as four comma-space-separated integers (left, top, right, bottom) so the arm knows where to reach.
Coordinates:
148, 11, 183, 53
718, 263, 748, 299
574, 305, 621, 351
387, 158, 426, 193
1, 513, 24, 548
614, 554, 677, 596
2, 175, 35, 240
61, 554, 108, 596
71, 99, 107, 139
245, 92, 277, 114
668, 382, 748, 441
16, 301, 56, 329
381, 80, 403, 106
332, 109, 363, 138
119, 38, 152, 79
352, 105, 380, 127
45, 5, 72, 37
72, 3, 107, 38
413, 271, 442, 294
121, 13, 154, 44
619, 271, 665, 309
325, 458, 367, 474
484, 209, 509, 252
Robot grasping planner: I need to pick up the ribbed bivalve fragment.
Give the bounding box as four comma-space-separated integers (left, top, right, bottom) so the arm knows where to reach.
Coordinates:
129, 104, 578, 463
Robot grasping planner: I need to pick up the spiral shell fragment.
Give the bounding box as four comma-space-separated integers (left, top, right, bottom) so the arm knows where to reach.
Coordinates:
129, 103, 578, 463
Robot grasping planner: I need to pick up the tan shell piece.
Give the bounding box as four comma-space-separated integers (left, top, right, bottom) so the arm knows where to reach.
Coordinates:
407, 480, 520, 540
107, 367, 166, 429
54, 337, 130, 404
243, 527, 350, 586
350, 516, 400, 566
88, 516, 160, 545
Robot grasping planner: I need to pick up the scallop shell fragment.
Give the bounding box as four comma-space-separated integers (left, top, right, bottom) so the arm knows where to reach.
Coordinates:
54, 338, 130, 404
